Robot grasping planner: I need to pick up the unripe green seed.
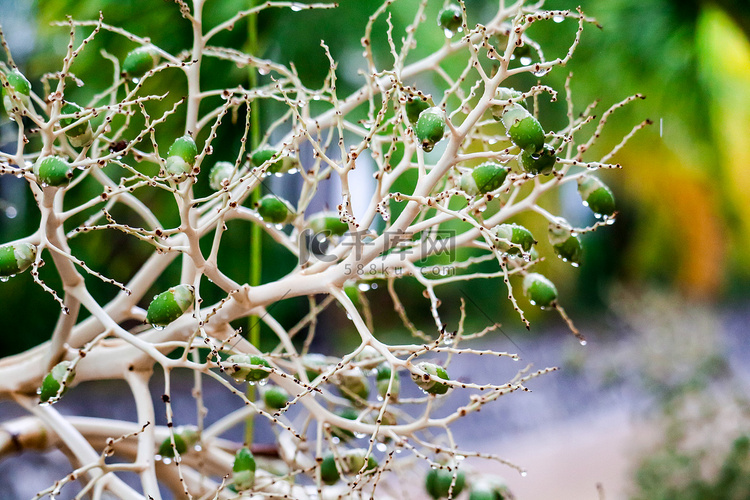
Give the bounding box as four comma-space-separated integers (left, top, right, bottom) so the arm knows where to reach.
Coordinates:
232, 447, 256, 491
548, 224, 582, 266
208, 161, 235, 190
0, 242, 36, 277
425, 468, 466, 499
501, 103, 544, 152
376, 362, 400, 400
301, 353, 330, 382
577, 175, 616, 217
491, 87, 525, 121
320, 454, 340, 485
468, 487, 495, 500
412, 362, 450, 395
39, 361, 75, 403
33, 156, 73, 187
459, 162, 508, 195
337, 367, 370, 403
331, 407, 358, 441
309, 214, 349, 237
145, 284, 194, 328
415, 107, 445, 152
225, 354, 271, 383
122, 46, 159, 78
256, 194, 293, 224
520, 144, 556, 175
2, 69, 31, 114
60, 102, 93, 147
251, 147, 297, 174
165, 135, 198, 178
406, 95, 430, 124
523, 273, 557, 308
437, 4, 462, 34
158, 433, 187, 458
491, 223, 535, 255
263, 386, 290, 409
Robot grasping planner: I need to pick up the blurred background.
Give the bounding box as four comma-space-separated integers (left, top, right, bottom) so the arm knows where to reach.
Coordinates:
0, 0, 749, 498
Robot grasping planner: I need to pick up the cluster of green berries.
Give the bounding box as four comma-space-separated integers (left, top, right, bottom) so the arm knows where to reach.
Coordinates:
426, 467, 514, 499
320, 449, 378, 485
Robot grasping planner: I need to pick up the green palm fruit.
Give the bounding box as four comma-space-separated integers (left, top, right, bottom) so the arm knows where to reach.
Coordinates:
225, 354, 271, 383
376, 362, 400, 400
459, 162, 508, 195
263, 386, 290, 409
320, 449, 378, 484
491, 87, 524, 121
548, 224, 582, 266
0, 242, 36, 278
491, 223, 535, 255
157, 433, 187, 458
256, 194, 294, 224
520, 144, 556, 175
208, 161, 235, 190
309, 214, 349, 237
331, 407, 358, 441
337, 367, 370, 403
301, 353, 330, 381
425, 468, 466, 499
406, 95, 430, 124
145, 284, 194, 328
60, 102, 93, 147
165, 135, 198, 178
2, 69, 31, 114
39, 361, 75, 403
523, 273, 557, 308
320, 454, 340, 485
469, 480, 513, 500
412, 362, 450, 395
415, 107, 445, 152
501, 103, 544, 152
232, 447, 256, 491
122, 46, 159, 78
251, 147, 297, 174
33, 156, 73, 187
577, 175, 616, 218
437, 4, 462, 34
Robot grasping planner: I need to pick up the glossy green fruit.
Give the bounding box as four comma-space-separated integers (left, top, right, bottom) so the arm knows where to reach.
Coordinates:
520, 144, 556, 175
232, 447, 256, 491
577, 175, 616, 217
469, 482, 512, 500
406, 95, 430, 125
523, 273, 557, 308
437, 4, 462, 34
337, 367, 370, 403
165, 135, 198, 177
2, 69, 31, 114
548, 224, 582, 266
33, 156, 73, 187
263, 386, 290, 409
225, 354, 271, 383
257, 194, 293, 224
501, 104, 544, 152
251, 147, 297, 174
145, 284, 194, 328
0, 242, 36, 277
208, 161, 235, 190
340, 449, 377, 475
415, 107, 445, 152
412, 362, 450, 395
425, 468, 466, 499
309, 214, 349, 237
60, 102, 93, 147
320, 454, 340, 485
376, 362, 400, 400
39, 361, 75, 403
122, 46, 159, 78
459, 162, 508, 195
157, 433, 187, 458
491, 223, 535, 255
332, 407, 358, 441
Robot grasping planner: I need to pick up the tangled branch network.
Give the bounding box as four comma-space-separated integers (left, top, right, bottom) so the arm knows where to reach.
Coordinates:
0, 0, 648, 498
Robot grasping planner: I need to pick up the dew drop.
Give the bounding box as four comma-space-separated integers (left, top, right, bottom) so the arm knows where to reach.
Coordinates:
258, 378, 268, 387
258, 67, 270, 75
570, 262, 580, 268
520, 56, 532, 65
153, 324, 165, 331
532, 68, 550, 77
354, 432, 366, 439
520, 470, 528, 477
290, 3, 302, 11
0, 276, 9, 283
287, 168, 299, 174
247, 380, 256, 386
5, 206, 17, 219
346, 313, 352, 320
193, 444, 202, 452
131, 78, 140, 85
443, 28, 456, 38
358, 283, 371, 292
371, 283, 378, 289
553, 15, 565, 23
162, 457, 172, 465
376, 443, 387, 452
274, 223, 285, 230
377, 395, 384, 402
443, 337, 454, 346
331, 436, 340, 445
579, 339, 587, 346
